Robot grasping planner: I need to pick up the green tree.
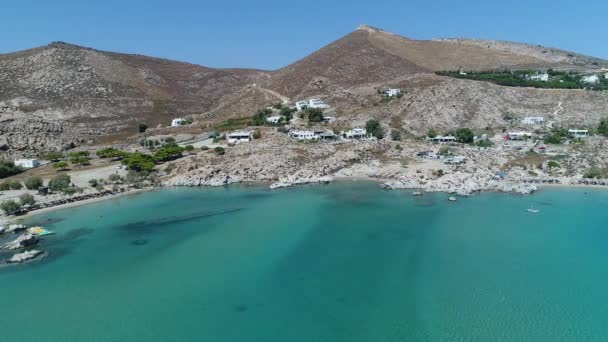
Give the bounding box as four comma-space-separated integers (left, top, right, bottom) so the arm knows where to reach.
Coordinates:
43, 152, 64, 162
70, 155, 91, 166
307, 108, 324, 123
253, 108, 272, 126
0, 182, 10, 191
365, 119, 385, 139
253, 129, 261, 139
19, 193, 35, 206
455, 128, 474, 143
108, 174, 122, 183
597, 118, 608, 137
0, 200, 22, 215
48, 174, 71, 191
138, 123, 148, 133
153, 146, 185, 162
0, 160, 22, 179
214, 147, 225, 155
24, 176, 43, 190
53, 161, 70, 171
9, 181, 23, 190
122, 153, 156, 172
96, 148, 126, 159
547, 161, 561, 168
184, 145, 195, 153
391, 130, 402, 141
427, 129, 437, 138
88, 178, 99, 187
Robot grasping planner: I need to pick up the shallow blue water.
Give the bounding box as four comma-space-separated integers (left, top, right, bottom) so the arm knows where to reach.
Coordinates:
1, 183, 608, 341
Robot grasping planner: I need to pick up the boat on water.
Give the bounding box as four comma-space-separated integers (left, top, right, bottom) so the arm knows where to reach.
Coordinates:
412, 191, 422, 196
448, 196, 457, 202
526, 205, 540, 213
27, 227, 55, 236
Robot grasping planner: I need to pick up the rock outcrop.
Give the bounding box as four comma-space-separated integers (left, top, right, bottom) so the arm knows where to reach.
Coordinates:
7, 250, 44, 263
1, 233, 39, 250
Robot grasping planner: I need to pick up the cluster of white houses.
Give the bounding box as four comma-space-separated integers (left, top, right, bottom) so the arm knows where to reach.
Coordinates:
521, 116, 544, 125
295, 99, 330, 111
287, 128, 370, 141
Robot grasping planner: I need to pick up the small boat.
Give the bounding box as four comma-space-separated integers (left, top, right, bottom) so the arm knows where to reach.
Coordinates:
526, 205, 540, 213
27, 226, 55, 236
448, 196, 457, 202
412, 191, 422, 196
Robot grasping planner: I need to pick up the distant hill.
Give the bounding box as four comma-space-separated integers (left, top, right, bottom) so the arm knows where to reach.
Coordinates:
1, 26, 607, 157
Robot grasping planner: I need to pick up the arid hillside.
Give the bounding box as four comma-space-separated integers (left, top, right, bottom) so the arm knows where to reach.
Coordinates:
1, 26, 607, 158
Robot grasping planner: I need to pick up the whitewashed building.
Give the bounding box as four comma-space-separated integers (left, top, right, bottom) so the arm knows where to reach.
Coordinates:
265, 116, 282, 124
14, 159, 41, 169
342, 128, 368, 139
295, 99, 330, 111
288, 130, 319, 141
522, 117, 545, 125
427, 135, 457, 143
582, 75, 600, 84
528, 73, 549, 82
227, 131, 254, 144
171, 118, 186, 127
322, 116, 336, 123
568, 129, 589, 139
384, 88, 402, 97
507, 132, 533, 140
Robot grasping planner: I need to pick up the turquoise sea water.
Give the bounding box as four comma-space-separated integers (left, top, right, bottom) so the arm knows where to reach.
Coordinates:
1, 182, 608, 341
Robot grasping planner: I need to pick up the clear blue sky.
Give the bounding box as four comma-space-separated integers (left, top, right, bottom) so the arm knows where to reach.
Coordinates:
2, 0, 607, 70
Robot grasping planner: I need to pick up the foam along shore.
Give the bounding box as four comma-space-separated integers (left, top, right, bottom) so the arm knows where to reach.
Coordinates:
270, 176, 333, 189
0, 187, 154, 226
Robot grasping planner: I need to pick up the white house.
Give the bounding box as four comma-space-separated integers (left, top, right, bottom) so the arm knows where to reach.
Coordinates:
568, 129, 589, 139
427, 135, 457, 143
384, 88, 402, 97
522, 117, 545, 125
342, 128, 368, 139
604, 72, 608, 79
507, 132, 533, 140
322, 116, 336, 123
582, 75, 600, 84
288, 130, 319, 141
528, 73, 549, 82
227, 131, 254, 144
266, 116, 282, 124
14, 159, 41, 169
295, 99, 330, 111
171, 118, 186, 127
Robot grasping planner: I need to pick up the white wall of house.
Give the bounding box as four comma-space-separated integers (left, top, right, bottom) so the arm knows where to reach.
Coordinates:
384, 89, 401, 97
568, 129, 589, 139
288, 130, 319, 140
528, 73, 549, 82
507, 132, 533, 140
295, 99, 330, 111
171, 118, 185, 127
522, 117, 544, 125
427, 135, 457, 143
14, 159, 41, 169
582, 75, 599, 84
227, 131, 253, 144
266, 116, 282, 124
342, 128, 367, 139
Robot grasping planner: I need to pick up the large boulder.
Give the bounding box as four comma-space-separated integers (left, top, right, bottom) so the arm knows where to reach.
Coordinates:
2, 233, 39, 250
7, 250, 43, 263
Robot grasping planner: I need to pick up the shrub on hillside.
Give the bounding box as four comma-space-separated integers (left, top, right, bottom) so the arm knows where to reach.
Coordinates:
24, 176, 43, 190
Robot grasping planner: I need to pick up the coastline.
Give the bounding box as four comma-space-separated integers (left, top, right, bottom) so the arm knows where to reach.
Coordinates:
3, 188, 157, 225
4, 178, 608, 225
